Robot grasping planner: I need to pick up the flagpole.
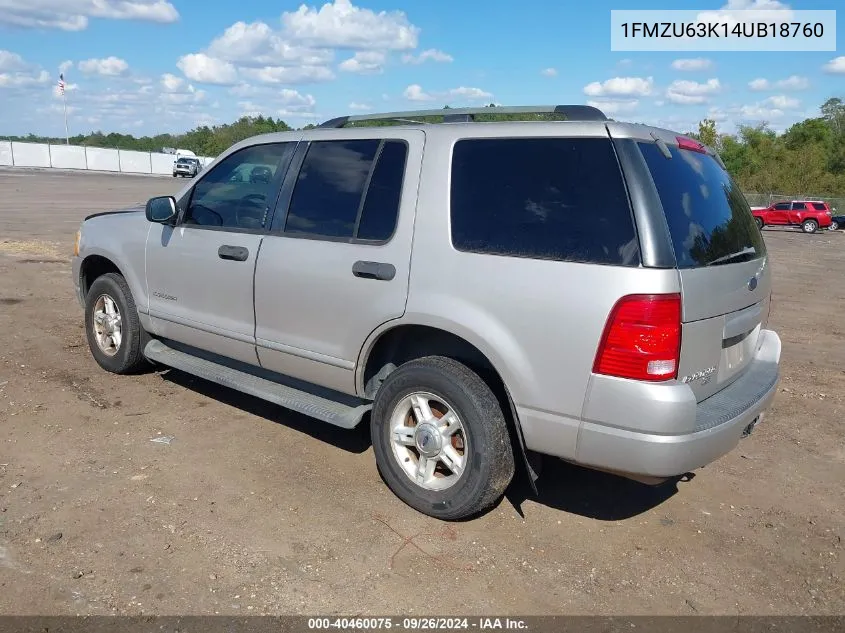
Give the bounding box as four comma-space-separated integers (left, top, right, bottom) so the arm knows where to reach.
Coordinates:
58, 73, 69, 144
62, 91, 69, 145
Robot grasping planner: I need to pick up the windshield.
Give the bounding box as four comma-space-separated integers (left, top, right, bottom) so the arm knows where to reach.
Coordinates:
639, 142, 766, 268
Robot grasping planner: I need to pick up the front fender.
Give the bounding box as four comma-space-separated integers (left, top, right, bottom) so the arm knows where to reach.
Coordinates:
77, 213, 151, 314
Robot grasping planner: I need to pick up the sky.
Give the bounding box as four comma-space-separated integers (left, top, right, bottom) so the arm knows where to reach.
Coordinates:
0, 0, 842, 138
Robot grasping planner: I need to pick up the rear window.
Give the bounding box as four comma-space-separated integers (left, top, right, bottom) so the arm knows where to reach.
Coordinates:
450, 138, 639, 266
812, 203, 827, 211
639, 143, 766, 268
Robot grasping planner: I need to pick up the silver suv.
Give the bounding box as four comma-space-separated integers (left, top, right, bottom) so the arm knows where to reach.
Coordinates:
173, 157, 202, 178
71, 105, 781, 520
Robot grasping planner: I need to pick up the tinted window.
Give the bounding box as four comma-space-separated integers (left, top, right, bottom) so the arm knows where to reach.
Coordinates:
792, 202, 806, 210
185, 143, 295, 230
450, 138, 639, 265
773, 202, 790, 210
639, 143, 765, 268
285, 140, 380, 238
812, 203, 827, 211
356, 141, 407, 241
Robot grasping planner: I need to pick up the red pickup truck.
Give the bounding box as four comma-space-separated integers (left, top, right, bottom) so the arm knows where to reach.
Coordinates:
751, 200, 833, 233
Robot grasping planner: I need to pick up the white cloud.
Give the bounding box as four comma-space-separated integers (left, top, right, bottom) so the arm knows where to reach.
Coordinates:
765, 95, 800, 109
447, 86, 493, 100
160, 73, 185, 92
0, 0, 178, 31
666, 78, 721, 104
0, 50, 29, 72
823, 56, 845, 74
738, 103, 785, 120
587, 99, 639, 115
403, 83, 433, 101
0, 68, 49, 88
776, 75, 809, 90
176, 2, 426, 89
177, 54, 238, 85
402, 49, 453, 64
748, 74, 809, 91
241, 65, 334, 84
281, 0, 419, 50
338, 50, 385, 74
58, 59, 74, 74
206, 20, 333, 68
722, 0, 788, 9
349, 101, 371, 110
671, 58, 713, 71
583, 76, 653, 97
403, 84, 492, 103
78, 56, 129, 76
540, 67, 558, 77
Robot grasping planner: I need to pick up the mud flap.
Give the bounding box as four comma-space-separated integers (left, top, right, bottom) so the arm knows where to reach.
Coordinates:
503, 384, 539, 495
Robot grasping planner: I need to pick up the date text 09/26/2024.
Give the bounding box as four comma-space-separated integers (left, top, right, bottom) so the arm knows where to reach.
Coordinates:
307, 618, 528, 630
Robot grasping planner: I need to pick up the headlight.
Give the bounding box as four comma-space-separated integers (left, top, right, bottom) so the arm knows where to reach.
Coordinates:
73, 230, 81, 257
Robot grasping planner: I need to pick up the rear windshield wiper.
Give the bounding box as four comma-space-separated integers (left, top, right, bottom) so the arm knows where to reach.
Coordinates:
706, 247, 757, 266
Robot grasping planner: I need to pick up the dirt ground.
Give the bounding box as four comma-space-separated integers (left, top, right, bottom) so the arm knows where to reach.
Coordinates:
0, 168, 842, 616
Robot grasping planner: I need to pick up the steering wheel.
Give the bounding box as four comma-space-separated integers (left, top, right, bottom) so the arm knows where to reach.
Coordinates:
235, 193, 266, 228
185, 203, 223, 226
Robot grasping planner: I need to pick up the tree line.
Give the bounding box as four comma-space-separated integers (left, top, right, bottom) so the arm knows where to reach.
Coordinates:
690, 98, 845, 196
6, 98, 844, 195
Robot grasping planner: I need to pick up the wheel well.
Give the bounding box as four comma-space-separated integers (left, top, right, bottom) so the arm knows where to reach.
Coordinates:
363, 325, 504, 399
80, 255, 122, 298
363, 325, 533, 481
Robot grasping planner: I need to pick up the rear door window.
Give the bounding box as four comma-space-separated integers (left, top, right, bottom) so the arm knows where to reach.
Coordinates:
450, 138, 639, 266
283, 139, 407, 242
792, 202, 807, 210
639, 143, 765, 268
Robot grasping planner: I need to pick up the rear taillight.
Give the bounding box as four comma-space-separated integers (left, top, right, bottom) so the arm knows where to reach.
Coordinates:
593, 294, 682, 382
676, 136, 707, 154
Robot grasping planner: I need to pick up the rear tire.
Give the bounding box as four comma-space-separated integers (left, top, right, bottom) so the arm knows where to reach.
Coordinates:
755, 217, 764, 229
84, 273, 149, 375
802, 219, 818, 233
371, 356, 515, 520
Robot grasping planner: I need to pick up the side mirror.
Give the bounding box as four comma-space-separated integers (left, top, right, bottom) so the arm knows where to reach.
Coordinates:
145, 196, 177, 224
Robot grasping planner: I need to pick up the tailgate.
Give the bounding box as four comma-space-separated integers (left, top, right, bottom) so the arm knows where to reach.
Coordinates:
677, 258, 771, 401
630, 130, 770, 403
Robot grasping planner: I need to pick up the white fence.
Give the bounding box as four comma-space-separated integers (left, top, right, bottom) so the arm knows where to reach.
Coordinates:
0, 141, 214, 176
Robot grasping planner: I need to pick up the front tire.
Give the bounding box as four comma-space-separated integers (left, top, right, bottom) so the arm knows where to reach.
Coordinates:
802, 219, 818, 233
371, 356, 515, 520
84, 273, 148, 374
755, 217, 764, 230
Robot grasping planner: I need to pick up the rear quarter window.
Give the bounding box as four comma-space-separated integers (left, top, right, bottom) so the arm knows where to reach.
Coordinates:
812, 203, 827, 211
639, 143, 766, 268
450, 137, 640, 266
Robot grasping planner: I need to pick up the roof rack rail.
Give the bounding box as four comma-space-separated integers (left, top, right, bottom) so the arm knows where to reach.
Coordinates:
319, 104, 607, 128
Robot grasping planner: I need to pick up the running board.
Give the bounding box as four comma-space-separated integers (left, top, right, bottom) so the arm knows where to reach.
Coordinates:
143, 340, 371, 429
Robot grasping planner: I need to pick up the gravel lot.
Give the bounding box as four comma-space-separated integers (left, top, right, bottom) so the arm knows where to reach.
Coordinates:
0, 169, 843, 616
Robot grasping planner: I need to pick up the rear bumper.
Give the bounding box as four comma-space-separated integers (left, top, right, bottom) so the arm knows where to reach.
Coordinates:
525, 329, 781, 478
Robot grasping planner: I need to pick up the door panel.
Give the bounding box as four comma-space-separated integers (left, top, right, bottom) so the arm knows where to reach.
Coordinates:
146, 226, 263, 364
145, 140, 299, 365
254, 131, 424, 395
769, 204, 789, 224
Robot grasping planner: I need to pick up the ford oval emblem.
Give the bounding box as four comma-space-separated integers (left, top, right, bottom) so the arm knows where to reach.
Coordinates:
748, 276, 758, 291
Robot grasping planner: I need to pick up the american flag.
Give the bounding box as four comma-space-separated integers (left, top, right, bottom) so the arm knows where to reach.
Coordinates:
58, 73, 65, 96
